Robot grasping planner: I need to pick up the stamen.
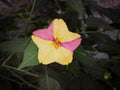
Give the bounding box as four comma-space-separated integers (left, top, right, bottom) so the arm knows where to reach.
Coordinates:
53, 38, 60, 49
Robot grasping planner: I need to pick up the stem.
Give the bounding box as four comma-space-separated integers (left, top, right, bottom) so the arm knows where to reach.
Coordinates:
28, 0, 37, 21
26, 66, 34, 71
1, 52, 14, 66
25, 0, 37, 36
54, 0, 61, 9
0, 74, 21, 85
86, 80, 96, 90
4, 65, 39, 78
45, 66, 50, 90
19, 13, 26, 20
105, 81, 114, 89
8, 69, 37, 89
79, 31, 102, 34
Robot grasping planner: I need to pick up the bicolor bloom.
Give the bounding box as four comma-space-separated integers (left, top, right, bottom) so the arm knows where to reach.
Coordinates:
32, 19, 82, 65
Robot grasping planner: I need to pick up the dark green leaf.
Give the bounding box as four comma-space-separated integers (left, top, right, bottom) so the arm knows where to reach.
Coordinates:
93, 34, 120, 54
0, 38, 29, 52
0, 0, 10, 6
85, 66, 106, 80
37, 74, 61, 90
69, 71, 93, 90
94, 6, 120, 22
74, 46, 96, 67
89, 81, 113, 90
74, 46, 106, 80
86, 16, 114, 30
18, 40, 39, 69
111, 61, 120, 77
67, 0, 84, 19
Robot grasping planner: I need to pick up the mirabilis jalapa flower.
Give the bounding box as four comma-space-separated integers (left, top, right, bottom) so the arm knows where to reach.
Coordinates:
32, 19, 82, 65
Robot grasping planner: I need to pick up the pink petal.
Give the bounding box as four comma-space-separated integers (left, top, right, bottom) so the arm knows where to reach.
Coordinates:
61, 38, 82, 51
33, 21, 54, 41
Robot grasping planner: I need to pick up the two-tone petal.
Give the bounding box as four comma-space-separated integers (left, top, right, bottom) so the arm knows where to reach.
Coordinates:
53, 19, 82, 51
32, 35, 73, 65
32, 18, 82, 65
33, 21, 54, 41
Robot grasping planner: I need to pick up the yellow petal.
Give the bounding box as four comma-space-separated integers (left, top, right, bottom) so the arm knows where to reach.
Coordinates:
38, 48, 55, 64
38, 44, 72, 65
32, 35, 54, 63
32, 35, 73, 65
55, 46, 73, 65
32, 35, 51, 49
53, 19, 80, 42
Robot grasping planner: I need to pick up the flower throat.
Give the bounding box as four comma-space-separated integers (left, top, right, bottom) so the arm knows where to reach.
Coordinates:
53, 38, 61, 49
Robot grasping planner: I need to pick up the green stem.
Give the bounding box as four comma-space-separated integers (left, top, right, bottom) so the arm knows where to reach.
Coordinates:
19, 13, 26, 20
24, 23, 30, 36
79, 31, 102, 34
1, 52, 14, 66
28, 0, 37, 21
86, 80, 96, 90
25, 0, 37, 36
54, 0, 61, 9
25, 66, 34, 71
0, 73, 21, 85
45, 66, 50, 90
8, 68, 37, 88
105, 81, 114, 89
4, 65, 39, 78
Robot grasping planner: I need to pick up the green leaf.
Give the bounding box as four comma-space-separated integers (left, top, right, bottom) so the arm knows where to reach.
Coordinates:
94, 6, 120, 22
89, 81, 113, 90
67, 0, 84, 19
86, 16, 114, 30
93, 34, 120, 54
74, 46, 96, 67
68, 71, 93, 90
74, 46, 106, 80
37, 74, 61, 90
0, 38, 29, 52
18, 40, 39, 69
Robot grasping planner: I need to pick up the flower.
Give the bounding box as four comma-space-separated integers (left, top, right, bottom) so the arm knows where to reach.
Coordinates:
32, 19, 82, 65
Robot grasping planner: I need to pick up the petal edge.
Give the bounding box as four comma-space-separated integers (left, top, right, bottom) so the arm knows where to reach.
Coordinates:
61, 37, 82, 51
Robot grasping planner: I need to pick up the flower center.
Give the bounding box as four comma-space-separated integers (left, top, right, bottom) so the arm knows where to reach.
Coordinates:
53, 38, 60, 49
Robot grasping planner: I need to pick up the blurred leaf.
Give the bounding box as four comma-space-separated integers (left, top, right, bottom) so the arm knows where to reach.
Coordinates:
69, 61, 80, 75
111, 60, 120, 77
86, 0, 120, 23
94, 6, 120, 22
67, 0, 84, 19
86, 16, 114, 30
69, 71, 93, 90
37, 74, 61, 90
85, 66, 106, 80
89, 81, 113, 90
97, 43, 120, 55
74, 46, 96, 67
93, 34, 120, 54
0, 38, 29, 52
74, 46, 106, 80
84, 0, 97, 8
18, 40, 39, 69
0, 0, 10, 6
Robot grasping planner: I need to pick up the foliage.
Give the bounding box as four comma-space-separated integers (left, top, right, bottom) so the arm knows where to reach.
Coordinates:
0, 0, 120, 90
